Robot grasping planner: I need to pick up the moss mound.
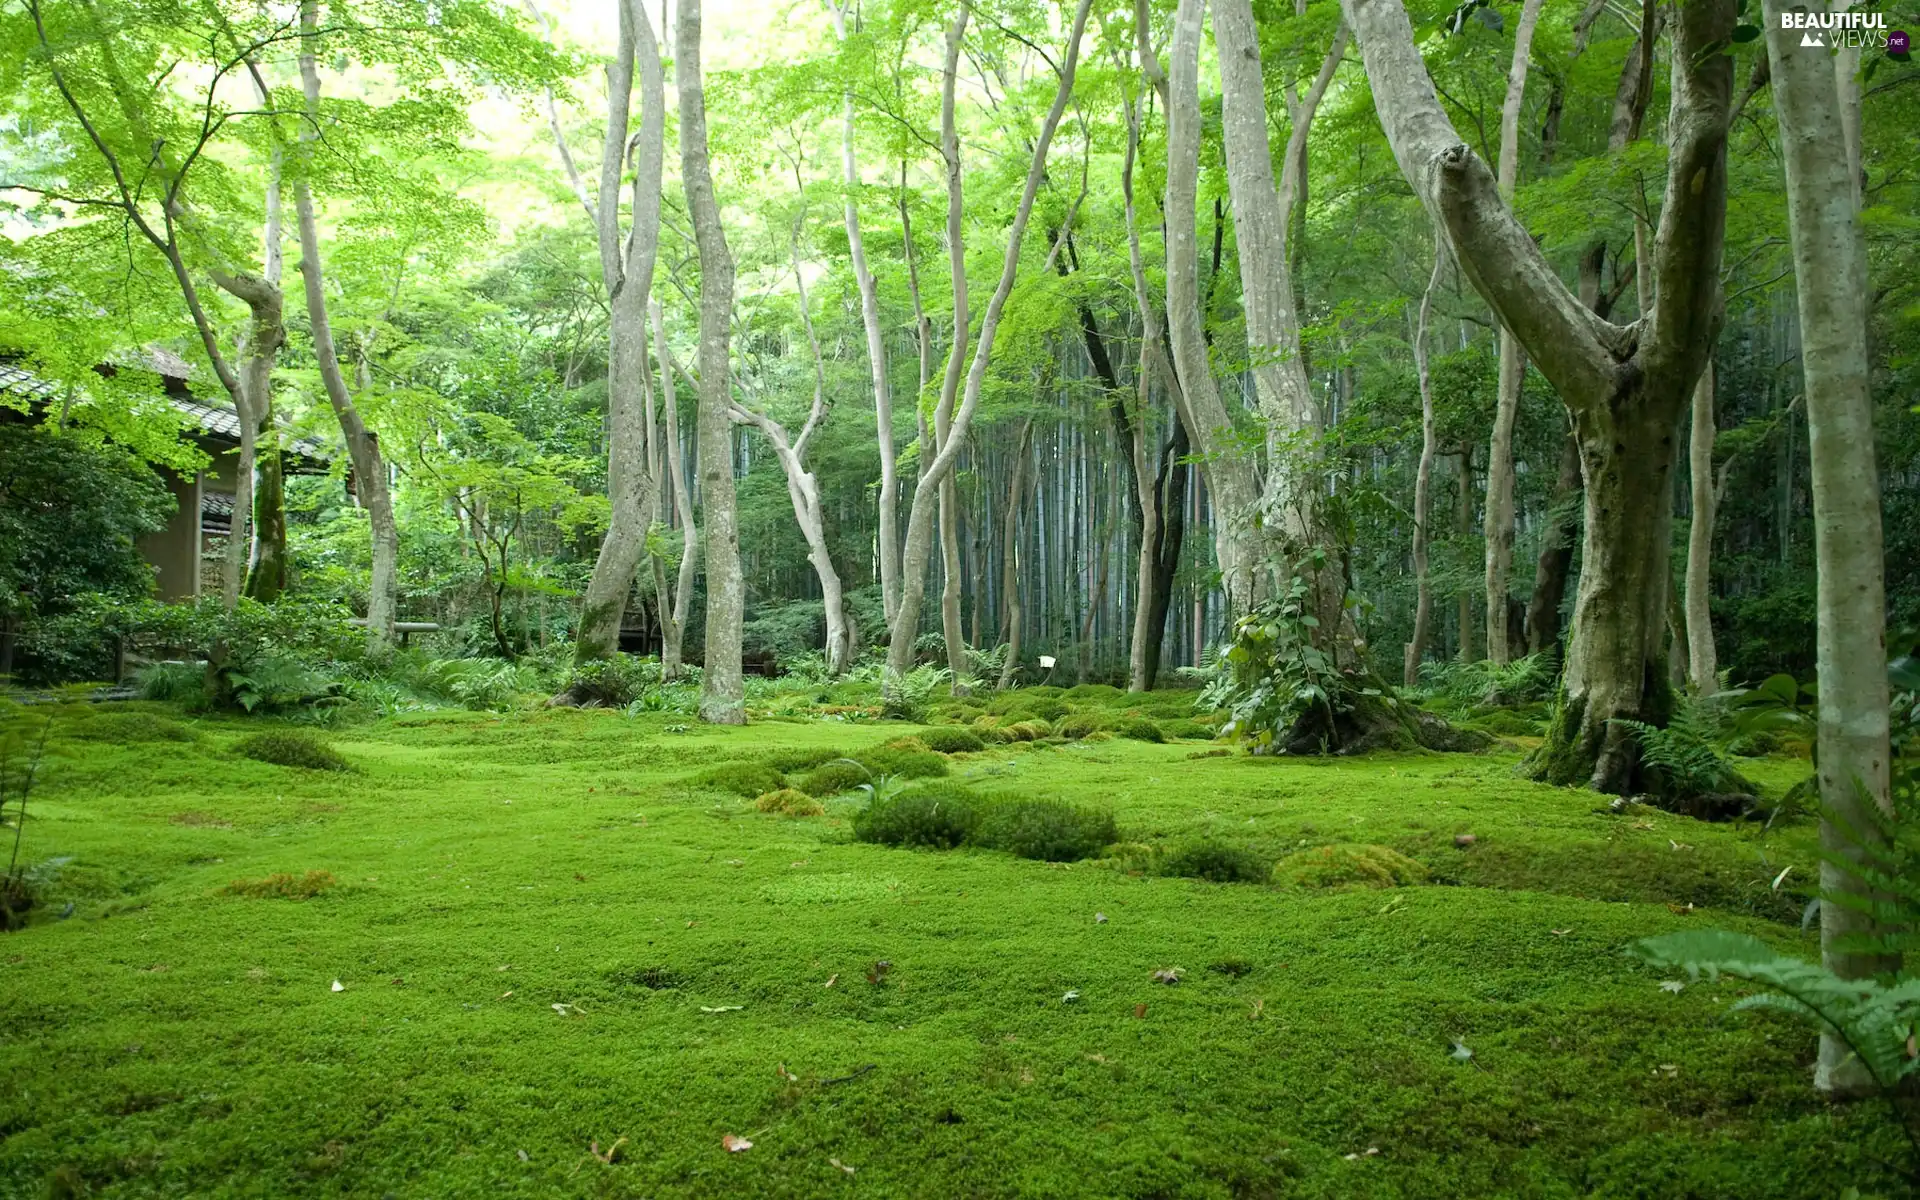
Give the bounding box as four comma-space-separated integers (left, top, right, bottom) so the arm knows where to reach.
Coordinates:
1157, 840, 1269, 883
64, 710, 198, 744
1274, 843, 1429, 890
795, 759, 871, 797
753, 788, 825, 817
917, 726, 986, 754
971, 797, 1116, 862
692, 761, 788, 798
234, 730, 349, 772
1054, 712, 1108, 740
852, 782, 982, 849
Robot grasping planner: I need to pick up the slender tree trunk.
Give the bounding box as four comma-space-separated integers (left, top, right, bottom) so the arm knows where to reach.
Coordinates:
292, 1, 397, 653
1763, 0, 1896, 1097
939, 477, 969, 690
1525, 427, 1581, 654
1684, 361, 1718, 692
651, 301, 698, 678
885, 0, 1092, 686
1454, 448, 1477, 662
1481, 0, 1545, 666
829, 5, 901, 626
574, 0, 666, 666
677, 0, 743, 724
1343, 0, 1732, 793
997, 420, 1034, 691
245, 149, 288, 604
1405, 240, 1443, 685
210, 237, 284, 609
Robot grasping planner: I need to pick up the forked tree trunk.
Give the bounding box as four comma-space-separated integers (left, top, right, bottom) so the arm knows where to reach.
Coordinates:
677, 0, 744, 724
209, 263, 283, 609
1763, 0, 1896, 1097
293, 0, 397, 653
1404, 240, 1443, 685
651, 300, 699, 679
1480, 0, 1545, 666
1343, 0, 1733, 793
573, 0, 666, 666
1160, 0, 1269, 620
884, 0, 1092, 687
1683, 361, 1718, 692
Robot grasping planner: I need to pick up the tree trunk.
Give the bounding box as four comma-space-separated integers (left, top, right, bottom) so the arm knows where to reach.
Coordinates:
1683, 361, 1718, 692
1763, 0, 1896, 1096
1525, 426, 1581, 654
651, 300, 698, 679
1405, 240, 1443, 685
1454, 448, 1476, 662
997, 420, 1034, 691
1481, 0, 1546, 666
246, 149, 288, 604
884, 0, 1092, 687
829, 5, 901, 627
293, 0, 397, 654
573, 0, 666, 666
677, 0, 744, 724
1213, 0, 1347, 638
209, 257, 284, 610
1343, 0, 1733, 793
939, 477, 969, 691
1161, 0, 1270, 620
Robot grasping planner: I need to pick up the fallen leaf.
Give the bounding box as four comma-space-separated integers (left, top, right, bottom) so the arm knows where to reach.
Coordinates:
700, 1004, 744, 1013
552, 1002, 583, 1015
574, 873, 587, 882
390, 977, 404, 986
331, 979, 344, 992
1669, 839, 1692, 852
498, 964, 511, 972
1659, 980, 1685, 994
865, 960, 892, 985
1666, 903, 1697, 916
1551, 929, 1572, 937
1343, 1147, 1380, 1161
1094, 912, 1107, 924
1449, 1041, 1474, 1062
722, 1134, 753, 1153
1907, 1033, 1917, 1059
1250, 998, 1265, 1020
1632, 820, 1656, 830
1062, 989, 1080, 1004
590, 1137, 626, 1164
1133, 1003, 1148, 1019
499, 990, 514, 999
1771, 865, 1793, 891
777, 1063, 798, 1082
1453, 834, 1476, 848
823, 974, 838, 988
726, 859, 744, 867
1150, 967, 1183, 985
1658, 1063, 1680, 1076
829, 1157, 855, 1175
517, 1149, 529, 1162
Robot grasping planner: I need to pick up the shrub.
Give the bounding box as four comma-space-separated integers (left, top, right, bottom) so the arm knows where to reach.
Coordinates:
1274, 843, 1428, 890
410, 656, 531, 712
754, 788, 825, 817
134, 662, 209, 706
917, 726, 986, 754
234, 730, 349, 772
857, 746, 950, 780
853, 782, 981, 849
562, 655, 660, 708
1054, 712, 1108, 740
1157, 840, 1269, 883
1119, 719, 1166, 743
972, 797, 1116, 862
796, 760, 872, 797
223, 870, 337, 899
692, 761, 788, 798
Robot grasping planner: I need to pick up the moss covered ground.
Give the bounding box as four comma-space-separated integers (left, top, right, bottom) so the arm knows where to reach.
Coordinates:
0, 700, 1906, 1197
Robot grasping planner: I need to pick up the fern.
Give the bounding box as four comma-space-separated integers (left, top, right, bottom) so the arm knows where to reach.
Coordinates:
1614, 702, 1737, 796
881, 665, 950, 722
1818, 768, 1920, 963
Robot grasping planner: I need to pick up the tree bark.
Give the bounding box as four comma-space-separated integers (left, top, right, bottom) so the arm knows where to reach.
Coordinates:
1683, 361, 1718, 692
651, 299, 698, 678
1525, 426, 1581, 654
1454, 447, 1477, 661
1763, 0, 1896, 1097
677, 0, 744, 724
884, 0, 1092, 686
1162, 0, 1270, 620
293, 0, 397, 654
573, 0, 666, 666
828, 4, 901, 627
209, 259, 283, 610
1404, 238, 1443, 685
997, 419, 1034, 691
1343, 0, 1733, 793
1213, 0, 1348, 637
1481, 0, 1546, 666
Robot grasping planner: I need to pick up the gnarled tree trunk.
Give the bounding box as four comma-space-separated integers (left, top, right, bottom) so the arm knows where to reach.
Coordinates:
1343, 0, 1733, 793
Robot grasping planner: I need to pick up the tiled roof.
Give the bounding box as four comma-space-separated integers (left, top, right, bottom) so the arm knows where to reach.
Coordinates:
0, 359, 332, 463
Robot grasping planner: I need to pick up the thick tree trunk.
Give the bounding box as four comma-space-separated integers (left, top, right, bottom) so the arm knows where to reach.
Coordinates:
293, 1, 396, 653
1684, 361, 1718, 692
1405, 240, 1443, 685
1481, 0, 1545, 666
1162, 0, 1269, 619
884, 0, 1091, 686
574, 0, 666, 665
677, 0, 744, 724
1213, 0, 1347, 638
1343, 0, 1732, 793
1763, 0, 1896, 1096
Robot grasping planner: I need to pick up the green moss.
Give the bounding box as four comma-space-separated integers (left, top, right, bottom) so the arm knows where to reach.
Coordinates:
1158, 719, 1214, 740
795, 759, 871, 797
1119, 718, 1166, 743
753, 788, 825, 817
971, 797, 1117, 862
1054, 712, 1109, 740
233, 730, 349, 771
1274, 843, 1429, 890
1063, 684, 1125, 704
62, 709, 198, 744
1157, 840, 1269, 883
916, 726, 986, 754
851, 781, 981, 848
692, 760, 788, 798
855, 745, 949, 780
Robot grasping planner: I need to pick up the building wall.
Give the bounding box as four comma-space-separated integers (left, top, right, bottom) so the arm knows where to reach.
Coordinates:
139, 467, 201, 601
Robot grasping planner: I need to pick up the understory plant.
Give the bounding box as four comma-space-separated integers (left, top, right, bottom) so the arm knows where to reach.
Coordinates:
0, 705, 54, 931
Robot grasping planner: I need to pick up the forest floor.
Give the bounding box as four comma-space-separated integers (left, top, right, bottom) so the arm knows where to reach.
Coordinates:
0, 699, 1909, 1198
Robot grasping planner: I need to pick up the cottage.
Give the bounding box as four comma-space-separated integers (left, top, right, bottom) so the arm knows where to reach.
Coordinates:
0, 353, 333, 601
